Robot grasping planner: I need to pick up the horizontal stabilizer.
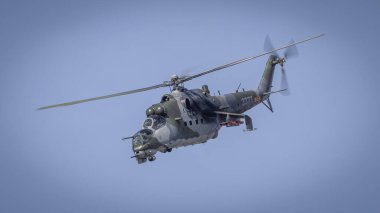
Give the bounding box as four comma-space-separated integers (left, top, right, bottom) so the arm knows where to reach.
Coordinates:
263, 89, 287, 96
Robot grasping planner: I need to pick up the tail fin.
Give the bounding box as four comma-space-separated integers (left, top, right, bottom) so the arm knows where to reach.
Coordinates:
258, 55, 278, 93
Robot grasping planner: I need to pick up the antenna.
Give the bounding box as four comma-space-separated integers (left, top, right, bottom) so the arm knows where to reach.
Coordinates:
235, 83, 242, 93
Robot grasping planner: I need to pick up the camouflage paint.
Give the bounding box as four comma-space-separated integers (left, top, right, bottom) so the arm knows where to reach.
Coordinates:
133, 55, 279, 163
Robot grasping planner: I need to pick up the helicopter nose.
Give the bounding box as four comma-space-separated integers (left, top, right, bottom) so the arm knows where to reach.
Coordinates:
132, 136, 156, 153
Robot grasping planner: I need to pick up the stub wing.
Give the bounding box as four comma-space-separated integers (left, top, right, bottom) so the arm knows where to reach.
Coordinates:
212, 111, 254, 131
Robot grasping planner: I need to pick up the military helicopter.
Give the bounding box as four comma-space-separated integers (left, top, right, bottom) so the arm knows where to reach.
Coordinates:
38, 34, 324, 164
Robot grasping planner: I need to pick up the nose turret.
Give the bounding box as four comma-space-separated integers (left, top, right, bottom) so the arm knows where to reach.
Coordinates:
131, 115, 170, 162
131, 129, 160, 162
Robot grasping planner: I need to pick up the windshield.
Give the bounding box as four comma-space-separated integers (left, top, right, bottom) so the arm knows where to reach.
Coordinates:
132, 129, 153, 146
143, 118, 153, 128
142, 115, 166, 130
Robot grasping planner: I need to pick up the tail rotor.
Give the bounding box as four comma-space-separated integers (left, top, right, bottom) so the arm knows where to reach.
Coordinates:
264, 35, 299, 96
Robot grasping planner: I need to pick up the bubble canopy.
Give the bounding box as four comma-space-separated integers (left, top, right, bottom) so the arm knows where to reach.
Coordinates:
132, 129, 153, 146
142, 115, 166, 130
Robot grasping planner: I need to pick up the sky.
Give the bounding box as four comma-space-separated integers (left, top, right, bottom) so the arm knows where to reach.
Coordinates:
0, 0, 380, 212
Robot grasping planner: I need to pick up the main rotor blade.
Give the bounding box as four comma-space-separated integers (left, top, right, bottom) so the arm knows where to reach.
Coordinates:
37, 83, 166, 110
182, 33, 324, 82
180, 65, 203, 78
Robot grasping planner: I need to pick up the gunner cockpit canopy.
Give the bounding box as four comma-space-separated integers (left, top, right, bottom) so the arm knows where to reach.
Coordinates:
132, 129, 153, 146
142, 115, 166, 130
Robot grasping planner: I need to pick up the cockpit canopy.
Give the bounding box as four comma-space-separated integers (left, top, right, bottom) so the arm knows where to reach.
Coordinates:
132, 129, 153, 146
142, 115, 166, 130
133, 115, 166, 147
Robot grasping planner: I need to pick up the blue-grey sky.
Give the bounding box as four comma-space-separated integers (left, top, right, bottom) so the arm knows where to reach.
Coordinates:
1, 0, 379, 212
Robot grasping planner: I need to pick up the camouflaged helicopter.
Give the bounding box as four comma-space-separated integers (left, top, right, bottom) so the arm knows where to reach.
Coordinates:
38, 34, 323, 164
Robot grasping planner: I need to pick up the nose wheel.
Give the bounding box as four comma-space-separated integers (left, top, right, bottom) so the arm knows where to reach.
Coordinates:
148, 156, 156, 161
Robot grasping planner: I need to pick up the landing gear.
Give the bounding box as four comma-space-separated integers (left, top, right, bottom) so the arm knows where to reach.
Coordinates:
167, 148, 172, 152
148, 156, 156, 161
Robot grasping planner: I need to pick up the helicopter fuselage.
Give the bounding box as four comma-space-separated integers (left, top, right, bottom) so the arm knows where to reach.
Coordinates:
132, 87, 263, 163
131, 55, 278, 163
132, 55, 279, 163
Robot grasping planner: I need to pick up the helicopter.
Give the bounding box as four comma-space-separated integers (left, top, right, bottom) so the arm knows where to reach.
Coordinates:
38, 34, 324, 164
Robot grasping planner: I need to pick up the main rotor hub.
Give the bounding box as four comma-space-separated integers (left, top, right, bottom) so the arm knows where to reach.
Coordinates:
171, 74, 179, 81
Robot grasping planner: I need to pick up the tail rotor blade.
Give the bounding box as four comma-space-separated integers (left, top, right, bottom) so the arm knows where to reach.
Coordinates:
264, 35, 279, 57
281, 67, 290, 96
284, 39, 299, 59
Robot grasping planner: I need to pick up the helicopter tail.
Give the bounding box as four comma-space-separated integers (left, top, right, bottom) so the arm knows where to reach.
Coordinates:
257, 55, 277, 93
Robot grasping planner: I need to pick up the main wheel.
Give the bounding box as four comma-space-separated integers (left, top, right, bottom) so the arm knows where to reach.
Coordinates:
148, 156, 156, 161
167, 148, 172, 152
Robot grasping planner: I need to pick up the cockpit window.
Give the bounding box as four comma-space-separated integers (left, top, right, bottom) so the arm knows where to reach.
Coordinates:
143, 115, 166, 130
139, 129, 153, 137
143, 118, 153, 128
132, 136, 143, 146
133, 129, 153, 146
152, 115, 166, 129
